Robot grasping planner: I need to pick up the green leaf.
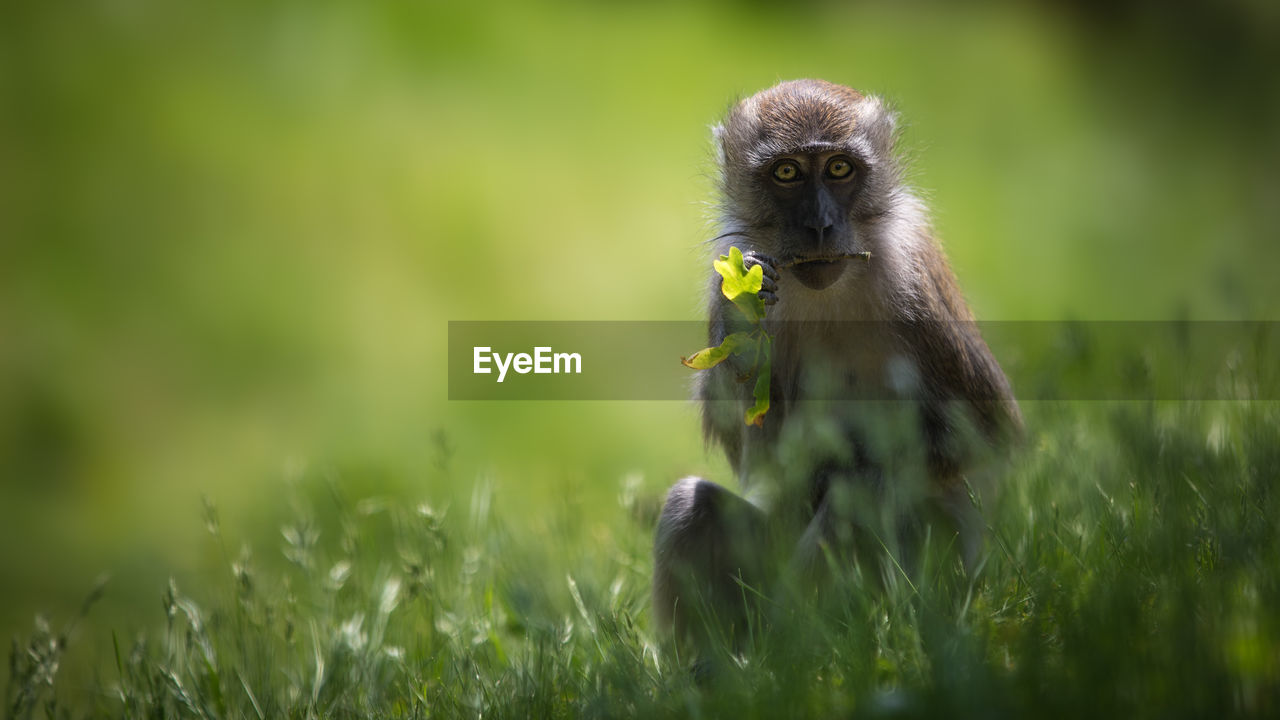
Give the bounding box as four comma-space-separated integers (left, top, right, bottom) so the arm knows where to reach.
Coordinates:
682, 246, 775, 426
681, 331, 757, 370
745, 334, 771, 426
713, 246, 765, 323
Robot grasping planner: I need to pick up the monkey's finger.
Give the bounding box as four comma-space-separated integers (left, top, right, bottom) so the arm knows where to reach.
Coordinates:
758, 290, 779, 305
743, 252, 780, 282
759, 274, 778, 293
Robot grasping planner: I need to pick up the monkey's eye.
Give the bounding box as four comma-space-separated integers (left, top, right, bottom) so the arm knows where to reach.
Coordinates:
826, 157, 854, 179
772, 161, 801, 183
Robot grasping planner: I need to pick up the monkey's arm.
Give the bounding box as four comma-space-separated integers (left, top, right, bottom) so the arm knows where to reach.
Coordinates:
899, 241, 1024, 467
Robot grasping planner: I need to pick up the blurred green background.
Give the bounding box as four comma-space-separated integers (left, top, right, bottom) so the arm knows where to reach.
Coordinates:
1, 0, 1277, 685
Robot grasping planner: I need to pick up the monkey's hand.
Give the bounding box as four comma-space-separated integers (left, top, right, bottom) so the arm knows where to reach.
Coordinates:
742, 251, 779, 305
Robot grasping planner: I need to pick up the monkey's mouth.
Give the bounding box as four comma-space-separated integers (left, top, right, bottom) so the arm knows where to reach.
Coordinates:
787, 258, 848, 291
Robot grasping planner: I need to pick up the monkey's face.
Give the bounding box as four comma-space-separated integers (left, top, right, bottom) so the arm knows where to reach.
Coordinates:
761, 148, 864, 291
716, 80, 899, 295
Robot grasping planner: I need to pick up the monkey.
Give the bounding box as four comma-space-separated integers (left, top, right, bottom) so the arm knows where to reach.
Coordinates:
652, 79, 1022, 651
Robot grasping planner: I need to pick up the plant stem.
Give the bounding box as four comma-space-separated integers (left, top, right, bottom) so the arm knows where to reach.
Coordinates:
777, 252, 872, 269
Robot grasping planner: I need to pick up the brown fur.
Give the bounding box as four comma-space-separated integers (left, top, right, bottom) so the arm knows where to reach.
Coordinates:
654, 80, 1021, 649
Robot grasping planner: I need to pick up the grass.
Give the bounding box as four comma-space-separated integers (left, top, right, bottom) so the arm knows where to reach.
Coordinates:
7, 396, 1280, 718
4, 2, 1279, 717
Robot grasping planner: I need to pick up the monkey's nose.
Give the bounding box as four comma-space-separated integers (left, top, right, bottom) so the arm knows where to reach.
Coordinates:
805, 223, 834, 246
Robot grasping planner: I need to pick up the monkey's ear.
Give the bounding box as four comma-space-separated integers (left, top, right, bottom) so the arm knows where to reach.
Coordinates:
859, 95, 899, 153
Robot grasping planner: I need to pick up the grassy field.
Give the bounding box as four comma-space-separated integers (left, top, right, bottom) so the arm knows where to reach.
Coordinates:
9, 396, 1280, 718
3, 0, 1279, 717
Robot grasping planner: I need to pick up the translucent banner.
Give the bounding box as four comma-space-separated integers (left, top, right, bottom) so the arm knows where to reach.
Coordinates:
447, 321, 1279, 401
